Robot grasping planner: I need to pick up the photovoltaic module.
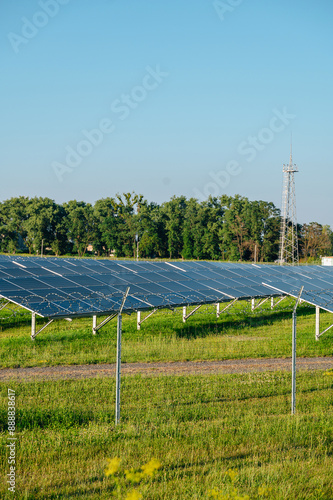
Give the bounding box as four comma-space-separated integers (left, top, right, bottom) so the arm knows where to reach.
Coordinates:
0, 256, 333, 318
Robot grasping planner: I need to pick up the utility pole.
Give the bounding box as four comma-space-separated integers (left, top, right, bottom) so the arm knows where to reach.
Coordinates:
135, 234, 139, 262
278, 141, 299, 265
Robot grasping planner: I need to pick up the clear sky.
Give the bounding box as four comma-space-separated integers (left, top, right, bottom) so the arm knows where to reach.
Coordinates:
1, 0, 332, 226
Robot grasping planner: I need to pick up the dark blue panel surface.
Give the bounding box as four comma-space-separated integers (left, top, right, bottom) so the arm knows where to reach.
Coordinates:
1, 256, 333, 317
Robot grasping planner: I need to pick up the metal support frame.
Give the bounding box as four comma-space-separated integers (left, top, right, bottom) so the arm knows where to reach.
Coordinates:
115, 287, 130, 426
31, 315, 72, 340
216, 298, 238, 318
0, 301, 10, 312
271, 295, 287, 309
137, 309, 157, 330
31, 313, 54, 340
315, 305, 333, 340
92, 313, 117, 335
182, 306, 187, 323
251, 296, 270, 311
182, 304, 202, 323
291, 286, 304, 415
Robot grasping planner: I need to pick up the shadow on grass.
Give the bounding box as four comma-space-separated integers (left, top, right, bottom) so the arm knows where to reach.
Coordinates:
0, 407, 114, 432
0, 315, 31, 331
174, 306, 315, 340
0, 304, 317, 345
22, 481, 116, 500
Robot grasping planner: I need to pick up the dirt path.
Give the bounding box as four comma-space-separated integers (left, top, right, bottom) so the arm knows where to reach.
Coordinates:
1, 357, 333, 381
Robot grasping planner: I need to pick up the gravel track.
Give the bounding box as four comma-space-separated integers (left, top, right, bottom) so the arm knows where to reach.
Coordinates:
1, 357, 333, 381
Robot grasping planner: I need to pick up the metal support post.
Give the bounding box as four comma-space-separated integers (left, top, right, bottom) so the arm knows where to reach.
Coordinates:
92, 313, 117, 334
271, 297, 274, 310
251, 298, 255, 311
252, 297, 270, 311
92, 315, 97, 335
292, 311, 296, 415
216, 303, 220, 318
291, 286, 304, 415
216, 298, 238, 318
115, 287, 130, 426
183, 304, 202, 321
31, 315, 54, 340
315, 306, 320, 341
31, 312, 36, 339
137, 309, 157, 330
115, 312, 122, 425
182, 306, 187, 323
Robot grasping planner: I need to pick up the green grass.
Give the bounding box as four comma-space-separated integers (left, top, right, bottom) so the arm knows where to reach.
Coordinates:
0, 300, 332, 369
1, 297, 333, 498
0, 371, 332, 499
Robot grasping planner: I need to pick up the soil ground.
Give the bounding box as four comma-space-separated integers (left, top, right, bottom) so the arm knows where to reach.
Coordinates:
1, 356, 333, 381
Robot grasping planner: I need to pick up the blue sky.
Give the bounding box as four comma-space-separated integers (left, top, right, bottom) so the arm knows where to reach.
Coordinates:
1, 0, 332, 226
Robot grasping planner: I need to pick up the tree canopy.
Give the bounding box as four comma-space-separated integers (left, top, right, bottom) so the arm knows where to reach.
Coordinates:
0, 194, 331, 262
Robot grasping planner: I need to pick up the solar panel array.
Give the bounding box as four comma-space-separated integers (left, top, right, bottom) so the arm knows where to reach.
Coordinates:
0, 256, 333, 318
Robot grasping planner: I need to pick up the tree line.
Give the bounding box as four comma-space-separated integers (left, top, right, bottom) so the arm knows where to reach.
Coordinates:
0, 194, 332, 262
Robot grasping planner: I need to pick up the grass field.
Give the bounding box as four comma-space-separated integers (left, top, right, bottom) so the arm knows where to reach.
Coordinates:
0, 371, 333, 499
0, 299, 333, 369
1, 298, 333, 499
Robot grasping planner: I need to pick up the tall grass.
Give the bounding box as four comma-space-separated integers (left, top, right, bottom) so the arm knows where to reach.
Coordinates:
0, 371, 332, 499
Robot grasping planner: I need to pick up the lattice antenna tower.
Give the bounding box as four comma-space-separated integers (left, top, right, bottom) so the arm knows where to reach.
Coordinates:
279, 141, 299, 265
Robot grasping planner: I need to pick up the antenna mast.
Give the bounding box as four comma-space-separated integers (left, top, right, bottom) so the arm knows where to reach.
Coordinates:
278, 140, 299, 265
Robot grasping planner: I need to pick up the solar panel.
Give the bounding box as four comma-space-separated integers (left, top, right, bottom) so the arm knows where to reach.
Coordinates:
1, 256, 333, 318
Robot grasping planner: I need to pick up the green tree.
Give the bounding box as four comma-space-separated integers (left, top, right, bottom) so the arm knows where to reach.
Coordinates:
136, 201, 167, 258
247, 200, 280, 262
0, 197, 30, 253
301, 222, 332, 260
182, 197, 224, 260
63, 200, 95, 257
93, 198, 118, 256
219, 195, 249, 260
23, 197, 66, 255
161, 196, 187, 258
110, 192, 144, 258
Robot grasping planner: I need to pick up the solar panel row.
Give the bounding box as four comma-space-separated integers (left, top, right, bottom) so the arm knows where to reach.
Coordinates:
0, 256, 333, 318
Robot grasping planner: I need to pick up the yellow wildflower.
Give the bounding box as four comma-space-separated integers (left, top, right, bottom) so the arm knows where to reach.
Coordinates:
141, 458, 161, 477
258, 485, 273, 497
207, 489, 220, 498
125, 489, 143, 500
104, 456, 121, 477
125, 469, 145, 484
225, 469, 238, 483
